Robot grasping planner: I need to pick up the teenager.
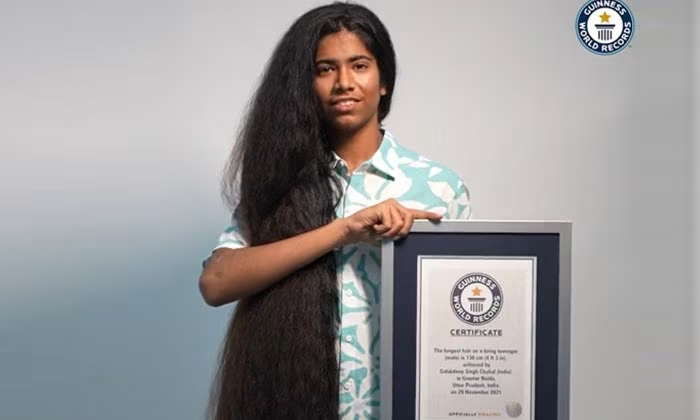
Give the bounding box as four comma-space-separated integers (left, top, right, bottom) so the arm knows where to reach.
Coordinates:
200, 3, 471, 419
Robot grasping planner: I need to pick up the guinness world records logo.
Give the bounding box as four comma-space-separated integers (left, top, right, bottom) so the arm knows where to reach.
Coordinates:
576, 0, 635, 55
450, 273, 503, 325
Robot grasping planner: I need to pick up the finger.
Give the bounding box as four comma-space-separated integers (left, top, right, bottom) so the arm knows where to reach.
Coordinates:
373, 205, 393, 234
409, 209, 443, 221
383, 205, 405, 238
398, 210, 414, 237
373, 224, 391, 236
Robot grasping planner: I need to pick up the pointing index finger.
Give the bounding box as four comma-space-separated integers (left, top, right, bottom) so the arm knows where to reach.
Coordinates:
409, 209, 443, 221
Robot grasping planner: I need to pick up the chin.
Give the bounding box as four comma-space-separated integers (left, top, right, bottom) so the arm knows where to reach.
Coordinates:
328, 115, 370, 133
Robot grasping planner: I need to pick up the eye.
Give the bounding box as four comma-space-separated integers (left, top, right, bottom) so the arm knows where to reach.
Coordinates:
316, 65, 334, 75
354, 62, 369, 70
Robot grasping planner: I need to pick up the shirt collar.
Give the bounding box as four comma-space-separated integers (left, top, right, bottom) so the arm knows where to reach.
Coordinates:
331, 129, 398, 181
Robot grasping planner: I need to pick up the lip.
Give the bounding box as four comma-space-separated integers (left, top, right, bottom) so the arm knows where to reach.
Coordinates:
330, 97, 360, 112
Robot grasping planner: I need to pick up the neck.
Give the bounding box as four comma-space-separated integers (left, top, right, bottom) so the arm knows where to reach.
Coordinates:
331, 121, 383, 174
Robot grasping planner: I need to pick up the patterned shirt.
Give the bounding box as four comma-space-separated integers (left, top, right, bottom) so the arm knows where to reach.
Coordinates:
212, 129, 471, 420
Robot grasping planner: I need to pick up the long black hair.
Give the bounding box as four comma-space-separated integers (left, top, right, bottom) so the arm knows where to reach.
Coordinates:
207, 3, 396, 419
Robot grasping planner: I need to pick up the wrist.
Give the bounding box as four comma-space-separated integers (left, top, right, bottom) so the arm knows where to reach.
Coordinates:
330, 218, 351, 248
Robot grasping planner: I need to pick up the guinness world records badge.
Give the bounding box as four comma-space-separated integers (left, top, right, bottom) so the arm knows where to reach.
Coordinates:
576, 0, 635, 55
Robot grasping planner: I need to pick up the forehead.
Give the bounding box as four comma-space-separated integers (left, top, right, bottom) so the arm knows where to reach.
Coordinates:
315, 30, 374, 60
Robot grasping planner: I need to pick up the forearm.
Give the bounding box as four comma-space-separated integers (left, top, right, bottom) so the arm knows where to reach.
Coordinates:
199, 218, 348, 306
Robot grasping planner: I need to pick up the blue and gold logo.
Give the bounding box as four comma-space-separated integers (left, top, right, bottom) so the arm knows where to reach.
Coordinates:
576, 0, 635, 55
450, 273, 503, 326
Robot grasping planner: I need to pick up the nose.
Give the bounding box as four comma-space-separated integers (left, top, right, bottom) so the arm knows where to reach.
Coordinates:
334, 66, 354, 91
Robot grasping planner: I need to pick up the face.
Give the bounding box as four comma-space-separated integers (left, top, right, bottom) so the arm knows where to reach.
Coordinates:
314, 30, 387, 135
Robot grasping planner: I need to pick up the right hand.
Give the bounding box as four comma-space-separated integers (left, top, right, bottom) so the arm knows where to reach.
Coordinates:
340, 198, 442, 245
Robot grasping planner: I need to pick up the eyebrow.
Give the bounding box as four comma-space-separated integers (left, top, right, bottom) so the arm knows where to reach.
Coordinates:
315, 55, 374, 65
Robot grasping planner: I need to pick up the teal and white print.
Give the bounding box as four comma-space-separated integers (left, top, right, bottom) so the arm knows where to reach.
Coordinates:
213, 130, 471, 419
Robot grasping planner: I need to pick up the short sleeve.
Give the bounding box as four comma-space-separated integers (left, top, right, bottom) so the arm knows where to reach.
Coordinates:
446, 179, 472, 220
214, 207, 249, 251
201, 207, 249, 269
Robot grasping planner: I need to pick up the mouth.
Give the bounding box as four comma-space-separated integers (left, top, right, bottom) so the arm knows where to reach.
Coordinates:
330, 98, 360, 112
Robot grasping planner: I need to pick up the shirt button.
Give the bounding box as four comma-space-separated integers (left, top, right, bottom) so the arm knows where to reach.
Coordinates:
345, 335, 353, 343
343, 382, 351, 390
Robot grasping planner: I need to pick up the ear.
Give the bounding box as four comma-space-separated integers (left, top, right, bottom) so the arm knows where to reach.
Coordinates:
380, 86, 387, 96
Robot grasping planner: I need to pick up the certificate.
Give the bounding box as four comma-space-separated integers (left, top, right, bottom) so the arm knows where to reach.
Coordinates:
380, 220, 571, 420
418, 257, 536, 419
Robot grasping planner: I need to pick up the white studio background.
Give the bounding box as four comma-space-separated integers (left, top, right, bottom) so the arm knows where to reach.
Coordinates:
0, 1, 695, 420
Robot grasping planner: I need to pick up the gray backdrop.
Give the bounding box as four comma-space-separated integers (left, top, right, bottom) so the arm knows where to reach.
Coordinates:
693, 0, 698, 414
1, 0, 697, 419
